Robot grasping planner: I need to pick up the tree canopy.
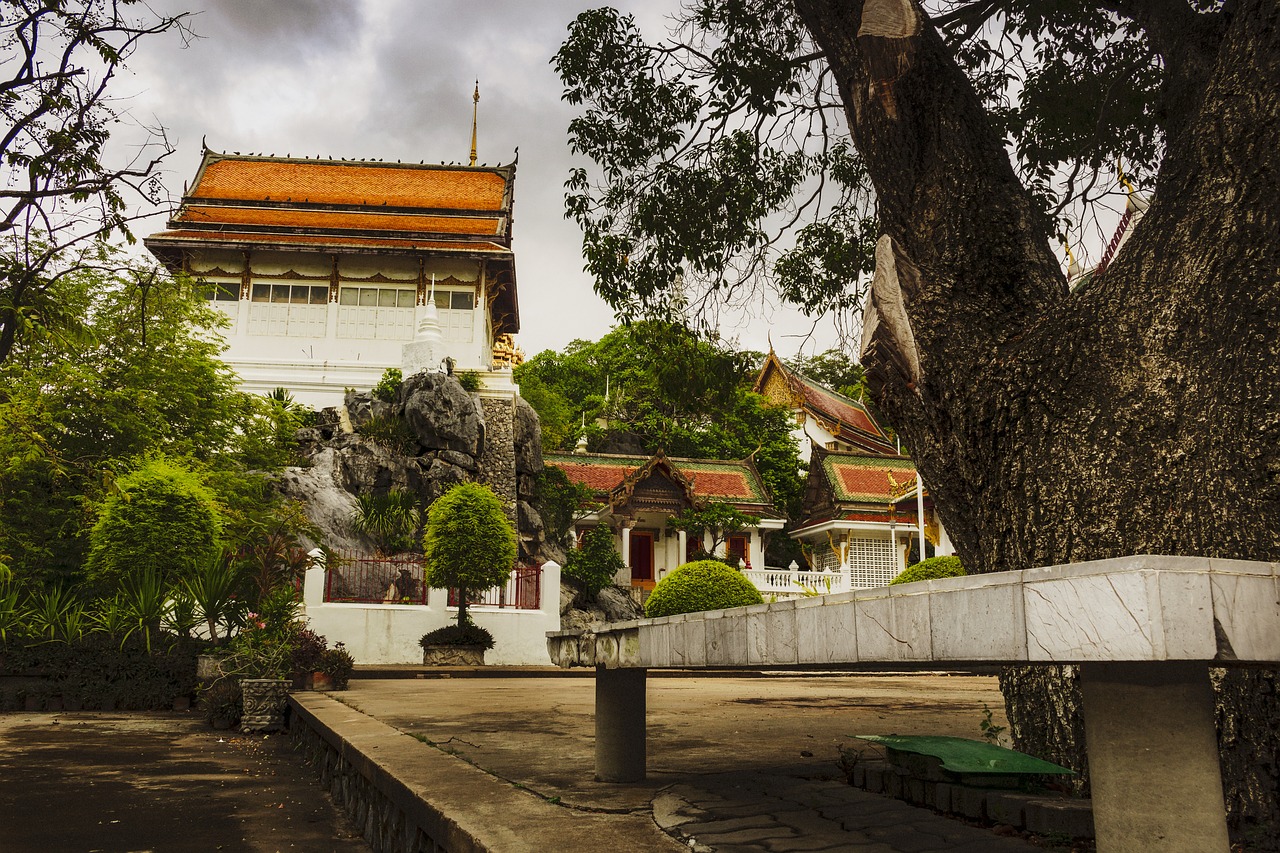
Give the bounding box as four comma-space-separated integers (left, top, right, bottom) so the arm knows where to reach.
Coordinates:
422, 482, 517, 628
554, 1, 1185, 327
514, 320, 804, 521
0, 0, 192, 365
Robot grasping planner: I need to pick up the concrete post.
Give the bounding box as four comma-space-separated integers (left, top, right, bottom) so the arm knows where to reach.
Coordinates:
1079, 661, 1229, 853
595, 666, 646, 782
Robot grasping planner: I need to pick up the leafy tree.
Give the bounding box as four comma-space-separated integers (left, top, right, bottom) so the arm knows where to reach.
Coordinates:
516, 321, 804, 519
786, 350, 867, 401
667, 502, 761, 559
84, 456, 223, 590
0, 1, 193, 365
422, 483, 517, 629
531, 465, 594, 549
563, 525, 625, 595
558, 0, 1280, 835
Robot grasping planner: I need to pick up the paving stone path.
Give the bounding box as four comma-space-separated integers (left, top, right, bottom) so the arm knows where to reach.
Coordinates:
656, 770, 1039, 852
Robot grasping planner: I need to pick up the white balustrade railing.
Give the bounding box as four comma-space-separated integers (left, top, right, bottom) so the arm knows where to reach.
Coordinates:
740, 567, 850, 597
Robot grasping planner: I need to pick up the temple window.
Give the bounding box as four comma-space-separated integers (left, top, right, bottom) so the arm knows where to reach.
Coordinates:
248, 281, 330, 337
336, 285, 416, 340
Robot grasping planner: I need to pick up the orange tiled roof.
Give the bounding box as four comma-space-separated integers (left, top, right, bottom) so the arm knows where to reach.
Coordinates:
175, 205, 502, 236
192, 157, 509, 211
146, 229, 512, 255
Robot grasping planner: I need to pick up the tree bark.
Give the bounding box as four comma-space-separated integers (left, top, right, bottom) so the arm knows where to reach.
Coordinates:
795, 0, 1280, 837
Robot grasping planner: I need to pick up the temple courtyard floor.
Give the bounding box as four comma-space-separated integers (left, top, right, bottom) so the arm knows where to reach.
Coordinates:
0, 671, 1080, 851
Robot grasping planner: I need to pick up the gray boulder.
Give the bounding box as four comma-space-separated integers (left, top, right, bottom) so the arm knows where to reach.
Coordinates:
513, 396, 544, 476
401, 372, 484, 456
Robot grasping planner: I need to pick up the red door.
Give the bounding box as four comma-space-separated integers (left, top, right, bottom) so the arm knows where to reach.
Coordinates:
630, 531, 654, 588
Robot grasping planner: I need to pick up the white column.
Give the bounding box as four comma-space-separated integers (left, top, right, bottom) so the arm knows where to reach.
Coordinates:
621, 526, 631, 571
916, 480, 927, 559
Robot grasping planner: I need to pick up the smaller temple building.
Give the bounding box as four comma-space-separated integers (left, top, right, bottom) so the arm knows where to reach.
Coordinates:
754, 354, 954, 588
545, 451, 786, 591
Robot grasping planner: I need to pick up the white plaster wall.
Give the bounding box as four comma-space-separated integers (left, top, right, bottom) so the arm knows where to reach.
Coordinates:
300, 562, 561, 665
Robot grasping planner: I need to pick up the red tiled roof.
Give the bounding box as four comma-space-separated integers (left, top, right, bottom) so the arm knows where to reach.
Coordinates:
545, 452, 779, 512
192, 157, 509, 211
795, 375, 890, 444
146, 229, 512, 255
175, 205, 502, 236
821, 452, 917, 504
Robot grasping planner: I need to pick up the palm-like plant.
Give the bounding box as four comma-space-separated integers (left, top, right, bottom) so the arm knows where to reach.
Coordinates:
121, 568, 168, 652
182, 550, 244, 644
26, 587, 76, 644
0, 580, 22, 644
89, 595, 139, 646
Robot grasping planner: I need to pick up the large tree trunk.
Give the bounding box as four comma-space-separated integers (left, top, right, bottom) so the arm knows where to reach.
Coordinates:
794, 0, 1280, 840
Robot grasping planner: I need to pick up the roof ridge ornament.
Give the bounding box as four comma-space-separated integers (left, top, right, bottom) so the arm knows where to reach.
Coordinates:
469, 81, 480, 167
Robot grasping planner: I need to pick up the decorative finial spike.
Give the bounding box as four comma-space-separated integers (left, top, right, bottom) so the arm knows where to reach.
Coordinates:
469, 81, 480, 167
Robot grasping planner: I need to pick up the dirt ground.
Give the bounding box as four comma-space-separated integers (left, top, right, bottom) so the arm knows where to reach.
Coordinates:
0, 711, 370, 853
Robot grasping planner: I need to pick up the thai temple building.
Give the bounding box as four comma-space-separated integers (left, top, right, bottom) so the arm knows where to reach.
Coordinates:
545, 451, 786, 591
755, 354, 954, 588
145, 147, 521, 408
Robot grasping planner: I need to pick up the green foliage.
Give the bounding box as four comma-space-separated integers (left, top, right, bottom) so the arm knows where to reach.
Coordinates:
0, 3, 192, 367
980, 703, 1008, 747
419, 623, 495, 650
120, 567, 169, 653
643, 559, 764, 618
531, 466, 593, 548
786, 350, 868, 401
667, 502, 760, 556
563, 526, 624, 595
359, 414, 418, 456
351, 490, 422, 554
890, 556, 966, 586
422, 483, 517, 628
516, 322, 804, 519
181, 551, 245, 645
319, 643, 355, 689
372, 367, 403, 403
456, 370, 483, 392
290, 627, 328, 675
554, 1, 1168, 318
3, 633, 202, 711
84, 457, 223, 590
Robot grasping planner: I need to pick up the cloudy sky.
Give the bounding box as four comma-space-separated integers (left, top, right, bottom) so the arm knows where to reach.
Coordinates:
119, 0, 844, 361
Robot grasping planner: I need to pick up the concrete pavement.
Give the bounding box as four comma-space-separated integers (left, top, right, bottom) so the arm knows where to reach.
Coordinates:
320, 672, 1052, 851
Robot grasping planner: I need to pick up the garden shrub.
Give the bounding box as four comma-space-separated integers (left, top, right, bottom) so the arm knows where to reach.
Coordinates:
890, 555, 966, 585
563, 526, 623, 595
423, 482, 516, 628
643, 559, 763, 618
419, 623, 495, 650
85, 457, 223, 590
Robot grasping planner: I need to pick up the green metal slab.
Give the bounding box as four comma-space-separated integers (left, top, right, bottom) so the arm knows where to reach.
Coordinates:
854, 734, 1076, 776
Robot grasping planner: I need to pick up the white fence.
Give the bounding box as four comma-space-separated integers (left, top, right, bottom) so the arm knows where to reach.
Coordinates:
741, 566, 851, 598
300, 560, 562, 666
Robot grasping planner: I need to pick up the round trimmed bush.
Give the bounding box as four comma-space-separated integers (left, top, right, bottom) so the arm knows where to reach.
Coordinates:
890, 556, 965, 585
643, 560, 764, 618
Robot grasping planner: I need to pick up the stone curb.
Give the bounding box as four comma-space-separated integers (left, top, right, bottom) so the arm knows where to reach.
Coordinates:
288, 692, 684, 852
847, 760, 1095, 840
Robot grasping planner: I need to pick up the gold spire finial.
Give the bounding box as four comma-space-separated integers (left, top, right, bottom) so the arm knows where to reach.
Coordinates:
469, 81, 479, 167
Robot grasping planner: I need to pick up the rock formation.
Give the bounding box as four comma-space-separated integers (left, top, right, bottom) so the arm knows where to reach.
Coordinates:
276, 371, 553, 562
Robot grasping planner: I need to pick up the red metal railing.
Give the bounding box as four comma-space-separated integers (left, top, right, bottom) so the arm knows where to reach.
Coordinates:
323, 552, 427, 604
447, 564, 542, 610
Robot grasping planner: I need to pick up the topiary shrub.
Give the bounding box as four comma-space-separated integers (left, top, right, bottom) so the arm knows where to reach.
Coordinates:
419, 623, 495, 650
86, 457, 223, 590
890, 555, 966, 585
423, 482, 516, 629
643, 560, 764, 619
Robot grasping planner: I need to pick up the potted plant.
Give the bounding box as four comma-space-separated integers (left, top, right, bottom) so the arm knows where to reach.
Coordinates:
418, 624, 495, 665
201, 678, 242, 730
220, 608, 295, 733
420, 483, 516, 666
316, 642, 355, 690
290, 627, 328, 690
